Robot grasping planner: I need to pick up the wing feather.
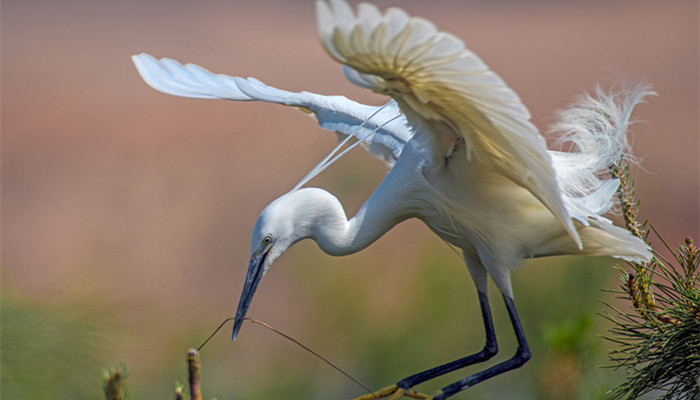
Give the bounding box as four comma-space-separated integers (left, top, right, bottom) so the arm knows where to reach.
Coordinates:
316, 0, 580, 246
132, 53, 409, 166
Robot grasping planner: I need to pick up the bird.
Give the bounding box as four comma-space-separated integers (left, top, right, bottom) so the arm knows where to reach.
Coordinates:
132, 0, 654, 398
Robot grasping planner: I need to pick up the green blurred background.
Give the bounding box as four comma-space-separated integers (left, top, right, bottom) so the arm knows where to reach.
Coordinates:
3, 0, 698, 399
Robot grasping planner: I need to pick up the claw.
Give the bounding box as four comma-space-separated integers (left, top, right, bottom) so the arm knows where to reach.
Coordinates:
350, 384, 398, 400
404, 389, 431, 399
393, 388, 431, 399
349, 384, 431, 400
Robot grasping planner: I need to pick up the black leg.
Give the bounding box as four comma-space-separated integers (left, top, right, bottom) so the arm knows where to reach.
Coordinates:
433, 294, 531, 400
395, 290, 498, 390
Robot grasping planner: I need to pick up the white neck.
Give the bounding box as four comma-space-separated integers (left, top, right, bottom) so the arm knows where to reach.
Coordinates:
267, 150, 423, 258
280, 184, 412, 257
308, 193, 399, 256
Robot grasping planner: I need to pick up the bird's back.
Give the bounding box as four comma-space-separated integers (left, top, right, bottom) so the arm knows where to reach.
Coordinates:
396, 137, 649, 270
413, 141, 563, 260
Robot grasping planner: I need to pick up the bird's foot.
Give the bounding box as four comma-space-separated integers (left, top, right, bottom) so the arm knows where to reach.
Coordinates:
349, 384, 432, 400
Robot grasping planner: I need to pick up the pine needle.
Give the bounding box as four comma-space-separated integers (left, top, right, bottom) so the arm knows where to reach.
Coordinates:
601, 158, 700, 399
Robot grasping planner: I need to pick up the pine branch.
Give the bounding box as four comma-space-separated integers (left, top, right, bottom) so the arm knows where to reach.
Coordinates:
602, 159, 700, 399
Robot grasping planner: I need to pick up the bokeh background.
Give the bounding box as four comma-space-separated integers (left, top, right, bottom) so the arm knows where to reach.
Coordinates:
3, 0, 698, 399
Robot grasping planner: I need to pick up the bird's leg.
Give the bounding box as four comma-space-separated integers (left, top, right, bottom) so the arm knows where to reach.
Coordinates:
348, 291, 497, 400
395, 290, 498, 390
431, 294, 531, 400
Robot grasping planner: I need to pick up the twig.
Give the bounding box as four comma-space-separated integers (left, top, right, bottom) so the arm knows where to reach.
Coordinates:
197, 317, 235, 351
197, 316, 373, 394
187, 349, 203, 400
245, 317, 374, 394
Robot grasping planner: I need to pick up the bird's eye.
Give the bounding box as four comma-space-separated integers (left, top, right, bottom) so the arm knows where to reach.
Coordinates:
262, 235, 273, 246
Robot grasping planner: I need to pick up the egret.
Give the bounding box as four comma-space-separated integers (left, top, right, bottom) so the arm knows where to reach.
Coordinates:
133, 0, 653, 398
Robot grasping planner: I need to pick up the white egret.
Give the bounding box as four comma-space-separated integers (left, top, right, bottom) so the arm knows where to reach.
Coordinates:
133, 0, 653, 398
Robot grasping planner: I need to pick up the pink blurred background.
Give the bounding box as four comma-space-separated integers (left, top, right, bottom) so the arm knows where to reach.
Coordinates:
3, 0, 698, 397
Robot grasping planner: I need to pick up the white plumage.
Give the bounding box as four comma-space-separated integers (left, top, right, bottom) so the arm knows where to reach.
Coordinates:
133, 1, 653, 398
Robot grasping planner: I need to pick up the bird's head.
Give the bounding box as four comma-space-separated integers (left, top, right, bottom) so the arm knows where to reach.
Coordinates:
231, 188, 342, 340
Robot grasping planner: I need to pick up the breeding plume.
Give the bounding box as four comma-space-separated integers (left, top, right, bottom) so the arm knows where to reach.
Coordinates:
133, 0, 653, 398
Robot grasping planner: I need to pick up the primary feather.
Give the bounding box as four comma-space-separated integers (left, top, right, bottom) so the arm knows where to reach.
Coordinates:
132, 53, 410, 167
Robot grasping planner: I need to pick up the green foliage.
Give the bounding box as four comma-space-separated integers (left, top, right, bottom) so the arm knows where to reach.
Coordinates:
174, 382, 186, 400
103, 362, 129, 400
601, 160, 700, 399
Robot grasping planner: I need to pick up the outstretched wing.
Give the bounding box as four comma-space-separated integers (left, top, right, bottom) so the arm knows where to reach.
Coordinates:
132, 53, 410, 166
316, 0, 580, 247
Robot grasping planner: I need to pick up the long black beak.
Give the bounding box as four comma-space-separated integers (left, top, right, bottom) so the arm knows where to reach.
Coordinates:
232, 246, 270, 341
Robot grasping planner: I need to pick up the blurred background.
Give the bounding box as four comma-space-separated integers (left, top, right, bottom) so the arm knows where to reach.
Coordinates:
2, 0, 698, 398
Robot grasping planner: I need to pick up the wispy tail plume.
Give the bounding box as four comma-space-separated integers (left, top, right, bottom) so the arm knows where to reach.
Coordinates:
550, 78, 655, 216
